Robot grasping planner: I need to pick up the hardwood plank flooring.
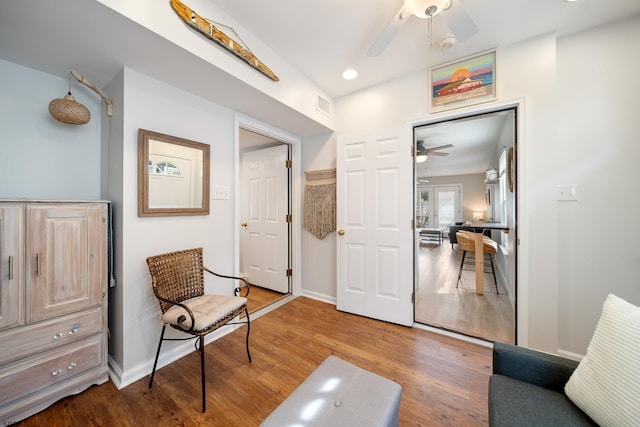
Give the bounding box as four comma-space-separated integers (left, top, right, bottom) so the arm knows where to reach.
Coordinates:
415, 242, 514, 343
245, 285, 287, 314
16, 297, 492, 426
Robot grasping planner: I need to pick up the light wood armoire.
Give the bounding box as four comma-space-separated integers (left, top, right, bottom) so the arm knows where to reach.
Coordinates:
0, 200, 109, 423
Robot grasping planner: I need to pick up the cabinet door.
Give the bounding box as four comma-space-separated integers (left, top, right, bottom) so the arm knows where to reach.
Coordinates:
26, 204, 106, 322
0, 205, 24, 330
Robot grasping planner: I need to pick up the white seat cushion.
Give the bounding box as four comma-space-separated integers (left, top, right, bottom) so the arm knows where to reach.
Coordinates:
565, 294, 640, 426
162, 294, 247, 331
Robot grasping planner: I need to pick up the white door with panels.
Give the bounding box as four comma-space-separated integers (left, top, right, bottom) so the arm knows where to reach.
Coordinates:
241, 145, 290, 293
336, 128, 414, 326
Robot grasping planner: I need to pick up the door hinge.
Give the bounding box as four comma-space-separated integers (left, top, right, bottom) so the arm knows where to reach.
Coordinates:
411, 218, 414, 230
286, 269, 292, 277
411, 291, 415, 304
286, 214, 292, 223
286, 159, 292, 168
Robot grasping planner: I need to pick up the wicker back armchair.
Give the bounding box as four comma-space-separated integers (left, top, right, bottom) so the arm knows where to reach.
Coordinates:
455, 230, 499, 293
146, 247, 251, 412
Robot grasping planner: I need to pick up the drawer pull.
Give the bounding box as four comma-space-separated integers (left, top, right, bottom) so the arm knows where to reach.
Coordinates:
52, 369, 62, 376
36, 253, 41, 276
69, 328, 78, 335
8, 255, 13, 280
67, 362, 77, 370
53, 333, 63, 340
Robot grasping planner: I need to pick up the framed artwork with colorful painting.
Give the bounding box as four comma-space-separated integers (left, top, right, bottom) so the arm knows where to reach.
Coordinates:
429, 49, 497, 113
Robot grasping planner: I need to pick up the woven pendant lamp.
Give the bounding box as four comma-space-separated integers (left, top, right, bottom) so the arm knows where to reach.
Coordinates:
49, 91, 91, 125
48, 70, 113, 125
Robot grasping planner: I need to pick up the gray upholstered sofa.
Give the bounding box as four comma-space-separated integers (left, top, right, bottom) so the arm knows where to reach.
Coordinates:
488, 342, 597, 426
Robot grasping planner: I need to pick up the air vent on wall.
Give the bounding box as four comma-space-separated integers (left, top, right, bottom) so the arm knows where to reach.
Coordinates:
316, 94, 331, 116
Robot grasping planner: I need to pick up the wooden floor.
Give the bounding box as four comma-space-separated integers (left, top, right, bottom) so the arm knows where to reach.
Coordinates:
415, 241, 515, 344
17, 297, 492, 426
245, 285, 287, 314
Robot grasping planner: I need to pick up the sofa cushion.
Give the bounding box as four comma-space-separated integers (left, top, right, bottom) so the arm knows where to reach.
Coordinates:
565, 294, 640, 426
489, 375, 597, 426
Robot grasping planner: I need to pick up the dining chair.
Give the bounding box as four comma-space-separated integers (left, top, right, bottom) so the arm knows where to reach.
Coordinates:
146, 247, 251, 412
456, 230, 499, 294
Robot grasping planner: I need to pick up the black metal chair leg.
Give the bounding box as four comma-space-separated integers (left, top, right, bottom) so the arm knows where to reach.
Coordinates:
489, 254, 498, 294
457, 251, 467, 287
245, 307, 252, 363
199, 336, 206, 413
149, 325, 167, 388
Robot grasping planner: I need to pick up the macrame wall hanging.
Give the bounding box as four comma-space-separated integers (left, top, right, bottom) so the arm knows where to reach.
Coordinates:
304, 168, 336, 239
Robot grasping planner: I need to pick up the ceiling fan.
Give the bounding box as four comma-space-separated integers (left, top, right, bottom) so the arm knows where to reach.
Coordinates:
368, 0, 478, 57
415, 141, 453, 163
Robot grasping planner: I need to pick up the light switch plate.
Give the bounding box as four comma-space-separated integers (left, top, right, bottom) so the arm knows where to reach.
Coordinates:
212, 185, 230, 200
557, 184, 578, 201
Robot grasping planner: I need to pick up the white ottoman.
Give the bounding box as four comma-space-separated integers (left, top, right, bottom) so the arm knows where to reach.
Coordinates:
261, 356, 402, 427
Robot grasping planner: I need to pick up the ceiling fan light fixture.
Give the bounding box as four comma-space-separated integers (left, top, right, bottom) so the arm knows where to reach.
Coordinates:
416, 140, 428, 163
404, 0, 450, 18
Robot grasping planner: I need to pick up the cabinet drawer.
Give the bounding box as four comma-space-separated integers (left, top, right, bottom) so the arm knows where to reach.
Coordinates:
0, 308, 102, 365
0, 335, 102, 407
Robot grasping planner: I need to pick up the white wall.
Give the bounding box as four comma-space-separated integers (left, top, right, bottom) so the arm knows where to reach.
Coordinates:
555, 16, 640, 356
104, 68, 243, 386
493, 117, 517, 302
0, 59, 102, 199
302, 16, 640, 355
300, 132, 337, 302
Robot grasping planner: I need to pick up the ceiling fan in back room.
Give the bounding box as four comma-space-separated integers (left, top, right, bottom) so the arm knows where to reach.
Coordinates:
415, 141, 453, 163
368, 0, 478, 56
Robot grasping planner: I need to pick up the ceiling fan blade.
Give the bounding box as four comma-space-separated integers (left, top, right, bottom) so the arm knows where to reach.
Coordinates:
367, 6, 410, 57
440, 1, 478, 42
425, 143, 453, 152
428, 151, 449, 157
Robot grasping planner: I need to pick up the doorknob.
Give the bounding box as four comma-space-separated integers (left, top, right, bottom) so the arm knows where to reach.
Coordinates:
241, 222, 248, 227
338, 229, 345, 236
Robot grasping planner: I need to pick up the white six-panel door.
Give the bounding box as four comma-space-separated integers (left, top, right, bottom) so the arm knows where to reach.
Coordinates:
336, 128, 413, 326
241, 145, 289, 293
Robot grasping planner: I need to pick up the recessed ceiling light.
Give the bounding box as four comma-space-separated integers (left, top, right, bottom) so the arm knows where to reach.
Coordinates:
342, 69, 358, 80
565, 0, 578, 2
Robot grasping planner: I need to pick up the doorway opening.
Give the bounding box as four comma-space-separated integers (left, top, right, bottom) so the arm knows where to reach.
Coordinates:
239, 127, 292, 314
414, 108, 517, 343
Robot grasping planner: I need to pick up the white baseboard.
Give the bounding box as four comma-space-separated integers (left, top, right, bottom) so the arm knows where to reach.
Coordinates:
300, 289, 336, 305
